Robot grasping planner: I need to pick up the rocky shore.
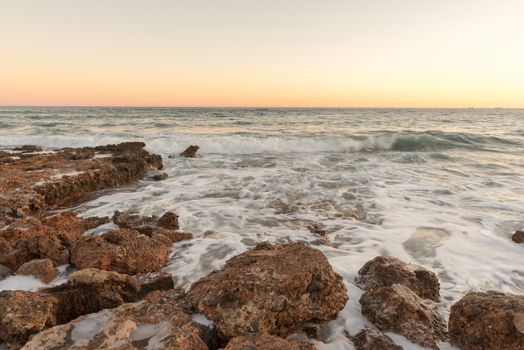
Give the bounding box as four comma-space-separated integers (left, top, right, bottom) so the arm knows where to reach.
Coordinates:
1, 143, 523, 349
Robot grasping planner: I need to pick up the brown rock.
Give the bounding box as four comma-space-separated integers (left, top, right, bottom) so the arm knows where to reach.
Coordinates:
449, 291, 524, 350
223, 335, 315, 350
21, 290, 208, 350
156, 211, 180, 230
136, 271, 175, 298
0, 263, 13, 279
352, 328, 403, 350
512, 230, 524, 243
180, 145, 200, 157
16, 258, 58, 283
187, 242, 348, 340
71, 228, 172, 274
359, 284, 447, 349
0, 291, 60, 345
13, 145, 43, 153
0, 142, 162, 227
356, 256, 440, 301
112, 210, 158, 229
150, 172, 168, 181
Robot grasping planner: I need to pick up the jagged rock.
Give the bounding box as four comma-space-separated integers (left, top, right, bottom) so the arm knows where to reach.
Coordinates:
0, 291, 60, 345
0, 212, 109, 269
136, 271, 175, 298
180, 145, 200, 158
0, 263, 13, 279
16, 258, 58, 283
512, 230, 524, 243
356, 256, 440, 301
156, 212, 180, 230
187, 242, 348, 340
352, 328, 403, 350
71, 228, 172, 274
449, 291, 524, 350
359, 284, 447, 349
223, 335, 315, 349
21, 290, 208, 350
113, 210, 180, 232
13, 145, 43, 153
0, 142, 162, 226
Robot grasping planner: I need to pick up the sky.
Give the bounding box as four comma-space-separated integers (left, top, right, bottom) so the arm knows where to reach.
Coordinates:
1, 0, 523, 108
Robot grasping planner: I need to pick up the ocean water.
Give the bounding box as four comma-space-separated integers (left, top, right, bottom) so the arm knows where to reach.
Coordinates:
1, 107, 524, 349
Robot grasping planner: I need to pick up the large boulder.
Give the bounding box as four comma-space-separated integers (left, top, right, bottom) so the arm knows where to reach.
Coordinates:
21, 290, 208, 350
224, 335, 315, 349
359, 284, 447, 349
0, 291, 60, 345
352, 328, 403, 350
16, 258, 58, 283
449, 291, 524, 350
356, 256, 440, 301
187, 242, 348, 340
70, 228, 172, 274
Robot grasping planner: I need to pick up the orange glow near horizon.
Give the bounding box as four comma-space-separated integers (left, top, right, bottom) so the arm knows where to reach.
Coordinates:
1, 1, 523, 108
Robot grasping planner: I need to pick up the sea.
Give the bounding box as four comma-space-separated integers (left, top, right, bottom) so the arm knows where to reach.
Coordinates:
1, 107, 524, 349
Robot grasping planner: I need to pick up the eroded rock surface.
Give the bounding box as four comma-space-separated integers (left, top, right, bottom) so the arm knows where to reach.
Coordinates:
224, 335, 315, 350
449, 291, 524, 350
21, 290, 208, 350
71, 228, 173, 274
0, 212, 109, 269
359, 284, 447, 349
0, 142, 162, 227
356, 256, 440, 301
187, 242, 348, 341
352, 328, 403, 350
16, 258, 58, 283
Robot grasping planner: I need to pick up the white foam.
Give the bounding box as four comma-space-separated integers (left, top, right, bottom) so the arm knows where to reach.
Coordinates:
0, 275, 46, 291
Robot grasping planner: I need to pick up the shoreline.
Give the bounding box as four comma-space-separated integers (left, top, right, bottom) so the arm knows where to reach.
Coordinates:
0, 142, 522, 349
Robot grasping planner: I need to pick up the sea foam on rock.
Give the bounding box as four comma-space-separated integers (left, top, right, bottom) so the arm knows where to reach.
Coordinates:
186, 242, 348, 341
449, 291, 524, 350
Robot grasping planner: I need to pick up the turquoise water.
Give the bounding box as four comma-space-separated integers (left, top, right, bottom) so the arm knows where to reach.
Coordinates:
1, 107, 524, 349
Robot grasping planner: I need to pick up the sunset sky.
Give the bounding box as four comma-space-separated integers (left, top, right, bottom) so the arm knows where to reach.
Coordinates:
1, 0, 523, 108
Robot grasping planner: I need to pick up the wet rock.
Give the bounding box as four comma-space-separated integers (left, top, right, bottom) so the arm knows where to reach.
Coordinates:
0, 290, 60, 345
156, 211, 180, 230
359, 284, 447, 349
150, 171, 168, 181
71, 228, 172, 274
0, 212, 109, 269
180, 145, 200, 157
13, 145, 43, 153
449, 291, 524, 350
21, 290, 208, 350
136, 271, 175, 298
512, 230, 524, 243
223, 335, 315, 349
16, 258, 58, 283
303, 325, 327, 342
113, 210, 158, 229
0, 142, 162, 226
308, 222, 328, 236
356, 256, 440, 301
187, 242, 348, 340
0, 263, 13, 279
352, 328, 403, 350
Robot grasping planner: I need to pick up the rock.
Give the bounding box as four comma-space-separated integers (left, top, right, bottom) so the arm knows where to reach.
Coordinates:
302, 325, 327, 342
359, 284, 447, 349
308, 222, 328, 236
13, 145, 43, 153
113, 210, 158, 229
21, 290, 208, 350
156, 211, 180, 230
0, 142, 162, 227
0, 263, 14, 279
352, 328, 403, 350
180, 145, 200, 158
136, 271, 175, 298
71, 228, 172, 274
150, 172, 168, 181
356, 256, 440, 301
224, 335, 315, 349
449, 291, 524, 350
512, 230, 524, 243
16, 258, 58, 283
0, 212, 109, 269
0, 290, 60, 345
187, 242, 348, 340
